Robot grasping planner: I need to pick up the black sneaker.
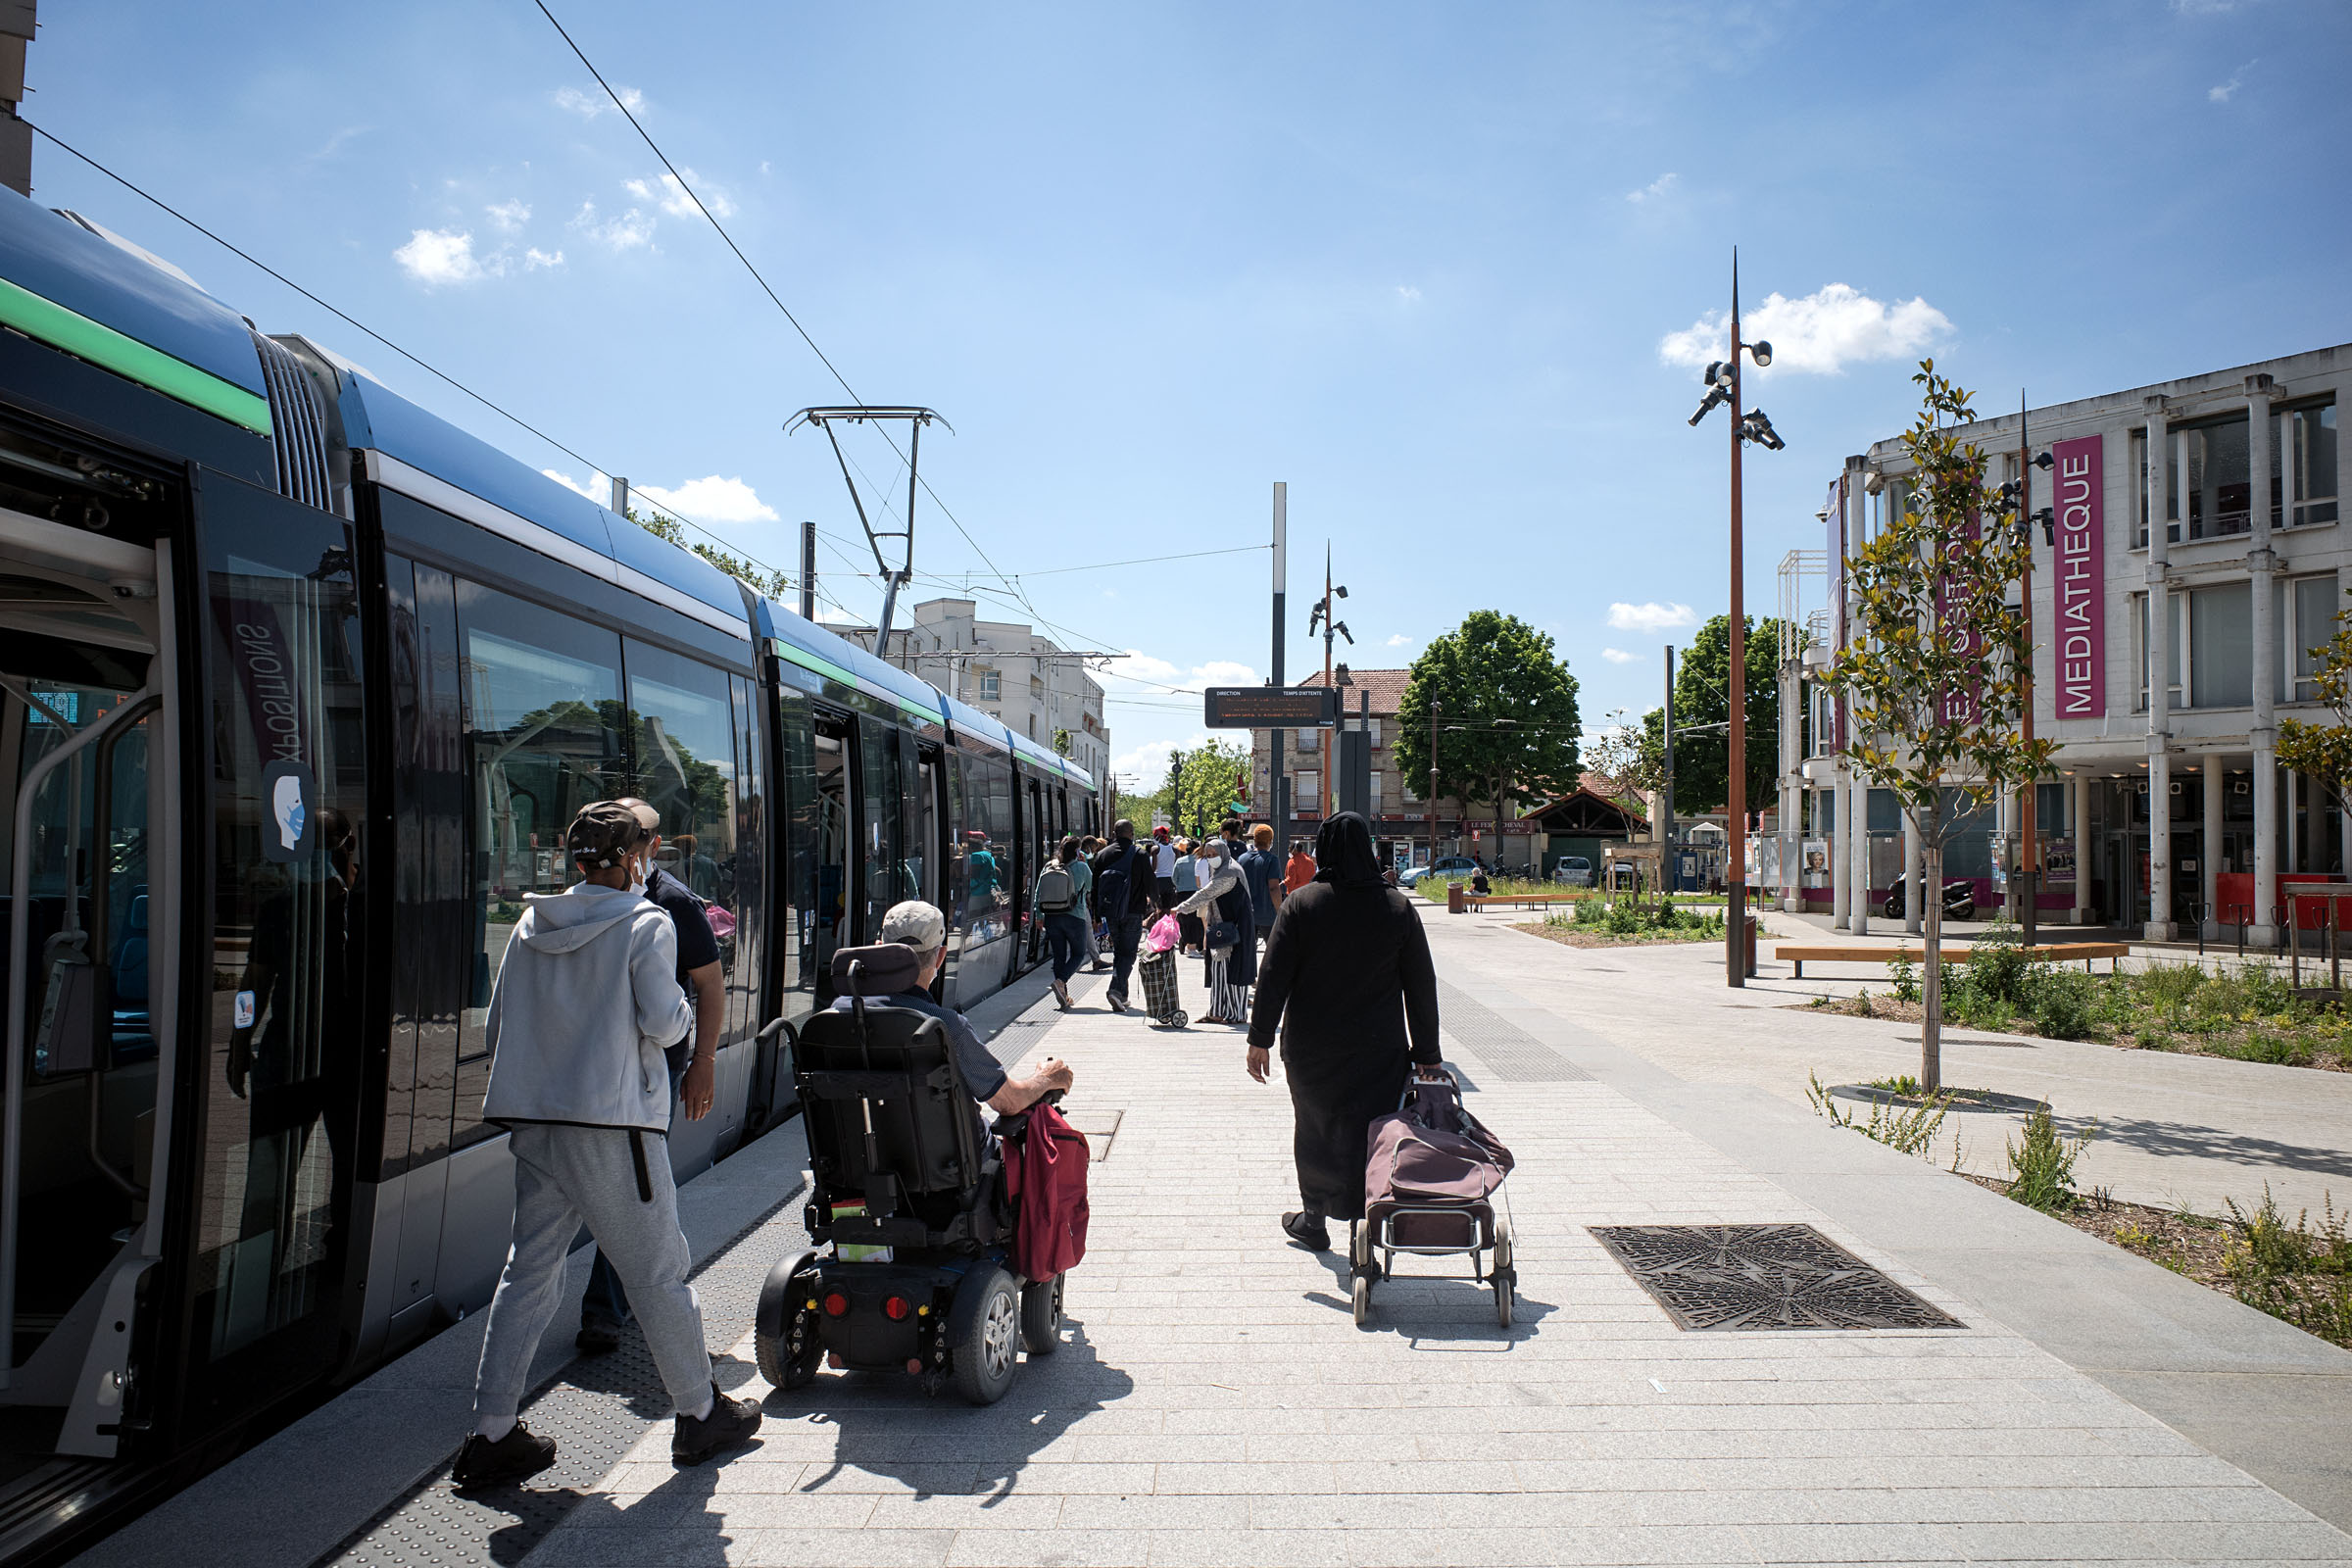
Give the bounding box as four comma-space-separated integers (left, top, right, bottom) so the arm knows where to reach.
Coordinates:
452, 1423, 557, 1489
673, 1384, 762, 1465
1281, 1211, 1332, 1251
574, 1319, 620, 1354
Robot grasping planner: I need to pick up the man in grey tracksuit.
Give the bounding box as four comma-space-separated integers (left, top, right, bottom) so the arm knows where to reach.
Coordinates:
452, 802, 760, 1488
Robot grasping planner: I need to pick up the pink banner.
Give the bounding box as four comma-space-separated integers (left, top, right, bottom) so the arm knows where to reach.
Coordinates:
1936, 513, 1984, 726
2050, 434, 2104, 718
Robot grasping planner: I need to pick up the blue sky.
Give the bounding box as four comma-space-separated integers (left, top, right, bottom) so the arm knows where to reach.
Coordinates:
26, 1, 2349, 786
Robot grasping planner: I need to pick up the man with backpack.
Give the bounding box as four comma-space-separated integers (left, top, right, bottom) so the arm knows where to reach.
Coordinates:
1091, 818, 1158, 1013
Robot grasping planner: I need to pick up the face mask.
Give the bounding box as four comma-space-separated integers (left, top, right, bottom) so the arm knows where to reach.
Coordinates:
627, 852, 649, 897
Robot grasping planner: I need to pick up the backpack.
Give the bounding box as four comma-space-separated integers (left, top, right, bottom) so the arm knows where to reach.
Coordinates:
1036, 862, 1077, 913
1096, 843, 1146, 917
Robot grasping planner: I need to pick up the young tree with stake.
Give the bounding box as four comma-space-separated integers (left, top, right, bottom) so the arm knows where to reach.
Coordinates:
1818, 363, 2056, 1091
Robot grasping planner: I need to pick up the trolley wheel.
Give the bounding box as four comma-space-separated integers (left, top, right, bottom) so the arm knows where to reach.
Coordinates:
1020, 1275, 1064, 1355
1351, 1273, 1372, 1327
1493, 1222, 1515, 1330
1169, 1011, 1188, 1029
754, 1250, 822, 1391
948, 1264, 1023, 1405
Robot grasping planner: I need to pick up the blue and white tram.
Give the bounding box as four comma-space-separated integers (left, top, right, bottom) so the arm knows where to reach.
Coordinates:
0, 187, 1095, 1560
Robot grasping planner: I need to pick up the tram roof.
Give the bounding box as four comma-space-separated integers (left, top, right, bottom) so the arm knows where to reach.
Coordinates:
752, 595, 952, 724
0, 188, 269, 403
325, 361, 754, 632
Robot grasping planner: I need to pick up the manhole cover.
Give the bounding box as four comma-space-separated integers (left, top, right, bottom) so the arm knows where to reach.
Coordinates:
1590, 1224, 1963, 1332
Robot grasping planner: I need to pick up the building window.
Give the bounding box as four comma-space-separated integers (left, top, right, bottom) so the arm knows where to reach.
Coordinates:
2135, 583, 2254, 710
1296, 769, 1321, 809
1295, 727, 1319, 752
2279, 572, 2342, 703
1364, 717, 1383, 746
2134, 399, 2339, 548
2288, 400, 2339, 528
977, 669, 1001, 701
1370, 771, 1384, 811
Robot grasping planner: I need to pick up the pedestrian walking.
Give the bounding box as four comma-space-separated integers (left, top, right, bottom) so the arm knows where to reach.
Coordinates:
1178, 837, 1256, 1024
1066, 837, 1101, 968
1151, 825, 1179, 915
453, 802, 760, 1487
1172, 839, 1201, 955
1091, 819, 1158, 1012
1239, 822, 1282, 945
1035, 836, 1091, 1009
1245, 811, 1443, 1253
576, 797, 724, 1355
1284, 838, 1316, 896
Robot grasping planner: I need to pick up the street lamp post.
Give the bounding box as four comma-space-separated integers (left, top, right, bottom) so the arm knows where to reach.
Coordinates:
1687, 251, 1784, 987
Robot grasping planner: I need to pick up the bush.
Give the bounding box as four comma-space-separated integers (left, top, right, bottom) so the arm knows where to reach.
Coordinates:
2223, 1188, 2352, 1346
1886, 950, 1920, 1004
2005, 1103, 2092, 1213
1968, 918, 2033, 1007
2023, 967, 2099, 1041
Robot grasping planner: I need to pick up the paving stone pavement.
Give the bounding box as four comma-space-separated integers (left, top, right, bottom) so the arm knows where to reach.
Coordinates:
502, 936, 2352, 1568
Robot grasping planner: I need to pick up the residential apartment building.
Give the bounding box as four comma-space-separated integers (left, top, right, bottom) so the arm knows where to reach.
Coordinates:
1247, 666, 1541, 866
1794, 342, 2345, 941
843, 597, 1108, 784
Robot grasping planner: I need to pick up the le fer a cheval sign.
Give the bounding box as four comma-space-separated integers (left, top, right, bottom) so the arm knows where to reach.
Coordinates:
1203, 686, 1339, 729
2050, 433, 2104, 718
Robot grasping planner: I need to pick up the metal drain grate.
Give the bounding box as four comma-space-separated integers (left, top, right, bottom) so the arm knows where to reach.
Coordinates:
1591, 1224, 1963, 1332
1436, 981, 1592, 1083
320, 1178, 810, 1567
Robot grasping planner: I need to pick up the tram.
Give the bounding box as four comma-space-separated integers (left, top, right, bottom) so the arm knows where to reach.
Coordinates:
0, 188, 1095, 1560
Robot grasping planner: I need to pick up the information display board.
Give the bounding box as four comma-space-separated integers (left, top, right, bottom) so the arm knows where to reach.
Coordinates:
1202, 686, 1339, 729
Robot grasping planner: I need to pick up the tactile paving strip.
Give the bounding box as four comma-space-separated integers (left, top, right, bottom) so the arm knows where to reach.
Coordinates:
1436, 980, 1592, 1083
317, 1176, 811, 1568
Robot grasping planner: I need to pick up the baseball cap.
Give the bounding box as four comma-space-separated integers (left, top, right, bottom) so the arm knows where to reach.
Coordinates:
879, 900, 947, 955
566, 801, 644, 870
614, 796, 662, 838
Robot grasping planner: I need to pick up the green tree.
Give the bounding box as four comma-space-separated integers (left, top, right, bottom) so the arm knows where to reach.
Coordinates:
1159, 739, 1250, 841
2277, 607, 2352, 824
626, 507, 792, 599
1817, 361, 2056, 1092
1667, 613, 1791, 817
1586, 707, 1668, 808
1395, 611, 1582, 847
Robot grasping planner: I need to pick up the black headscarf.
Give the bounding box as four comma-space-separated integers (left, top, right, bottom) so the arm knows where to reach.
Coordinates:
1313, 811, 1387, 888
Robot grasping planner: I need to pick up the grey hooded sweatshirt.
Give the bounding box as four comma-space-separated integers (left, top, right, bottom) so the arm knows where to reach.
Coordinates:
480, 882, 693, 1136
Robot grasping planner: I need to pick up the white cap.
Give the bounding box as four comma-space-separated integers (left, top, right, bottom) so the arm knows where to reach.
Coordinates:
879, 900, 946, 955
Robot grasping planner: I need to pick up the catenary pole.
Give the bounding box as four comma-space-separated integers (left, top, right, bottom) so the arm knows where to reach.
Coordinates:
1727, 254, 1748, 987
799, 519, 816, 624
1663, 645, 1677, 886
1272, 483, 1288, 858
2018, 392, 2040, 948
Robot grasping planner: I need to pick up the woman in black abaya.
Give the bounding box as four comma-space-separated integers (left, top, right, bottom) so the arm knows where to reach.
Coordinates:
1245, 811, 1443, 1251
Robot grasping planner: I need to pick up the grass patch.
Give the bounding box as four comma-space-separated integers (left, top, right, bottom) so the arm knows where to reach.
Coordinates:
1413, 874, 1566, 902
1514, 895, 1725, 948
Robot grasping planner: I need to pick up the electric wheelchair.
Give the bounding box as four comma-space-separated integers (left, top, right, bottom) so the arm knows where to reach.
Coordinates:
754, 945, 1064, 1405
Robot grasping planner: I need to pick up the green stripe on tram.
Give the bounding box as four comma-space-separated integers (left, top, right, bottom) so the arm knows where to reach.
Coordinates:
0, 276, 274, 436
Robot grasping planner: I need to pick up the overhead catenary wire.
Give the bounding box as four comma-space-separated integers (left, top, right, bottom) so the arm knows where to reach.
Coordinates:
21, 120, 796, 584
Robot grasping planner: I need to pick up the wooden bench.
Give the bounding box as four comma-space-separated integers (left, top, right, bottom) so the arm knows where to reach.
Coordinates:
1464, 892, 1588, 911
1775, 942, 2130, 979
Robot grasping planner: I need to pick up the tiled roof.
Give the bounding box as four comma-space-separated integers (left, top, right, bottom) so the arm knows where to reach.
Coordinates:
1298, 665, 1412, 716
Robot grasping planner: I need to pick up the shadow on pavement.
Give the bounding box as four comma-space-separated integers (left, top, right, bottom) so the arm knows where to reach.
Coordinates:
2079, 1114, 2352, 1183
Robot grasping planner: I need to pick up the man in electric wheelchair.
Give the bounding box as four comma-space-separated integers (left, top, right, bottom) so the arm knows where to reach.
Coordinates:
758, 901, 1083, 1405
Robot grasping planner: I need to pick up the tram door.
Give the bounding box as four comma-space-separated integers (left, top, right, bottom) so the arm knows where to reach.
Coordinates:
810, 715, 851, 998
914, 744, 943, 908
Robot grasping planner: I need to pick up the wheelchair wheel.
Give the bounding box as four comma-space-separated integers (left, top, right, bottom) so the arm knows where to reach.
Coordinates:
949, 1264, 1022, 1405
755, 1250, 822, 1391
1020, 1274, 1064, 1355
1493, 1220, 1515, 1331
1351, 1273, 1372, 1327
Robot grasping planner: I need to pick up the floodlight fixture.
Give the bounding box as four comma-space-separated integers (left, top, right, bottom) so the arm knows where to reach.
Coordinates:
2032, 450, 2055, 470
1748, 339, 1773, 368
1688, 385, 1731, 426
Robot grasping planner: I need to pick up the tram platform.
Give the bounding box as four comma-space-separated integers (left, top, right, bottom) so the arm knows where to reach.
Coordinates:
72, 929, 2352, 1568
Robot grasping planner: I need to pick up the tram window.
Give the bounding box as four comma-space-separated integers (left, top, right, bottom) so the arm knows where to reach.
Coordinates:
858, 718, 912, 937
916, 747, 942, 906
956, 752, 1013, 950
624, 640, 738, 905
729, 672, 765, 1046
194, 483, 368, 1370
453, 582, 626, 1067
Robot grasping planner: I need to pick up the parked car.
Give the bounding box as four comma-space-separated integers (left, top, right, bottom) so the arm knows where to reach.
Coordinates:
1883, 873, 1977, 921
1553, 856, 1592, 887
1400, 855, 1481, 887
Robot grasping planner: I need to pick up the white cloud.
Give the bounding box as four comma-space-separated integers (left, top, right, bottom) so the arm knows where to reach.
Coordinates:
1601, 648, 1640, 663
1396, 284, 1422, 304
626, 170, 733, 220
1386, 633, 1410, 647
636, 475, 779, 524
543, 466, 611, 501
1606, 601, 1696, 633
524, 246, 564, 270
486, 199, 530, 232
1658, 282, 1952, 375
570, 200, 655, 251
759, 160, 773, 175
393, 227, 491, 285
1108, 736, 1216, 786
1103, 653, 1256, 694
2209, 60, 2255, 101
555, 84, 644, 118
1626, 172, 1679, 204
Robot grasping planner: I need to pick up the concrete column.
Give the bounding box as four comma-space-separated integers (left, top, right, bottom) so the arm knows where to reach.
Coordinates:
1903, 810, 1923, 934
2288, 770, 2301, 873
1849, 774, 1871, 937
1779, 656, 1800, 912
2250, 373, 2280, 945
2073, 776, 2092, 926
2200, 760, 2221, 938
1831, 777, 1850, 930
2145, 396, 2175, 941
